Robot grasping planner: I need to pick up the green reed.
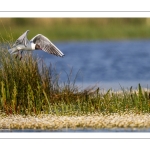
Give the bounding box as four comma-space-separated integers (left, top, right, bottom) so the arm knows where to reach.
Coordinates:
0, 47, 150, 115
0, 49, 60, 114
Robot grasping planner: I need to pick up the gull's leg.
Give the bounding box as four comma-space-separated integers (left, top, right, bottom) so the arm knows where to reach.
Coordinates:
15, 50, 19, 59
19, 51, 23, 60
15, 54, 18, 58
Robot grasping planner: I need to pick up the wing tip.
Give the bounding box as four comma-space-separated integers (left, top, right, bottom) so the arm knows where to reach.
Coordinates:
60, 54, 65, 57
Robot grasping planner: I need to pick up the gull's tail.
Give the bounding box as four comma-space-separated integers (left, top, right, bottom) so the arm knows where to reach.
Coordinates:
8, 47, 18, 55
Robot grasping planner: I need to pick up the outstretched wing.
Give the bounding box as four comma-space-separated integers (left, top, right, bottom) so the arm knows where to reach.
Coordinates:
31, 34, 64, 57
13, 30, 29, 47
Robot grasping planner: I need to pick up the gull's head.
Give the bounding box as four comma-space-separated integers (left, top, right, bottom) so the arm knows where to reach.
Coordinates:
35, 44, 42, 50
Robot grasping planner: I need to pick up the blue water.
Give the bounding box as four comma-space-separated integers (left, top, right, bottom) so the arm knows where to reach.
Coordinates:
1, 128, 150, 132
33, 39, 150, 90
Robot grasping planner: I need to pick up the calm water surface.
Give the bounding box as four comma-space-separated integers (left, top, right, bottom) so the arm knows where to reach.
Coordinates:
1, 128, 150, 132
33, 39, 150, 90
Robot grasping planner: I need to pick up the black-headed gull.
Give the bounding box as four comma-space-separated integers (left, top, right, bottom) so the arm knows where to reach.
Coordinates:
8, 30, 65, 60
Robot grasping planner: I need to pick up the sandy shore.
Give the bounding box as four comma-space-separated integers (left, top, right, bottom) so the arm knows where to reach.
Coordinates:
0, 113, 150, 130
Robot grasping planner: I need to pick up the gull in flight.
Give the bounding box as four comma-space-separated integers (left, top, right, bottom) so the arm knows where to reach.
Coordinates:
8, 30, 65, 60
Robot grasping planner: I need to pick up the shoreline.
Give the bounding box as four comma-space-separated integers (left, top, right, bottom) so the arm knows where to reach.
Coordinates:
0, 113, 150, 130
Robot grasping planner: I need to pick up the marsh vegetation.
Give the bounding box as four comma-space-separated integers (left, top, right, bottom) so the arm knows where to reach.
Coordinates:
1, 18, 150, 41
0, 47, 150, 116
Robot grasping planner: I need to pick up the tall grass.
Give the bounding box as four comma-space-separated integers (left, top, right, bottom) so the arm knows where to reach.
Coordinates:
0, 46, 150, 115
0, 49, 61, 114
